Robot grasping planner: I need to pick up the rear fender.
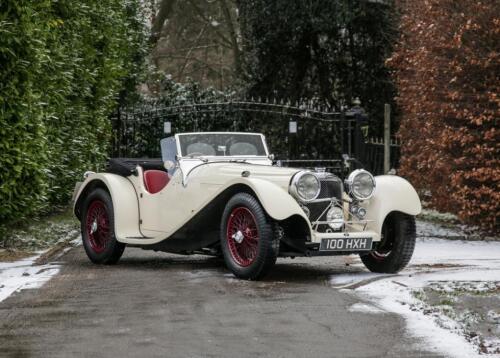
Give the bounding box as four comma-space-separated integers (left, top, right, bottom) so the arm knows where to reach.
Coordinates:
73, 173, 142, 240
362, 175, 421, 236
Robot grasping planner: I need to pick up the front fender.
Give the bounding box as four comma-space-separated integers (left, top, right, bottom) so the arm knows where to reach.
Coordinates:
362, 175, 421, 236
235, 177, 309, 222
220, 177, 313, 240
73, 173, 142, 240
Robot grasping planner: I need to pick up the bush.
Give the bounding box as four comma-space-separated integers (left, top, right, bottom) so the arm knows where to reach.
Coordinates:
388, 0, 499, 232
0, 0, 147, 228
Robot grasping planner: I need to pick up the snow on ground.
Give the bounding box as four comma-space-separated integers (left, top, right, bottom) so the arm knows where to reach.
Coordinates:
412, 237, 500, 269
347, 302, 386, 314
416, 219, 466, 239
0, 238, 80, 303
0, 255, 60, 303
328, 272, 392, 287
332, 220, 500, 358
354, 278, 482, 358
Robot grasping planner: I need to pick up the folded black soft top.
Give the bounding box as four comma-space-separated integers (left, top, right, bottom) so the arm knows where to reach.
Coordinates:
106, 158, 164, 177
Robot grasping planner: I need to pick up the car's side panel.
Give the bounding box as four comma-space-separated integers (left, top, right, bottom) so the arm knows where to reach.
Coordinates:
361, 175, 421, 236
73, 173, 143, 240
132, 167, 213, 240
121, 165, 311, 245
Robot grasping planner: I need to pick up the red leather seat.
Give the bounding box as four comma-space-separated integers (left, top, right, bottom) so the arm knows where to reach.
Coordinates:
144, 170, 170, 194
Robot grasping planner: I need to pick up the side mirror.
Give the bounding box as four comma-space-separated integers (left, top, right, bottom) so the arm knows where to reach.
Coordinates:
164, 160, 175, 171
268, 154, 275, 160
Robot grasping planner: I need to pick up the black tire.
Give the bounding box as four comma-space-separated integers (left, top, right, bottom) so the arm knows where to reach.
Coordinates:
220, 193, 279, 280
360, 212, 416, 273
81, 188, 125, 264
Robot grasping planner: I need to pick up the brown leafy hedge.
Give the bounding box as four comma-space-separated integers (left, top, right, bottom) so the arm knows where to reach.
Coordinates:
388, 0, 499, 232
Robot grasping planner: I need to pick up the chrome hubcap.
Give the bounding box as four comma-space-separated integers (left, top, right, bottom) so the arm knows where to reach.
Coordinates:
232, 230, 244, 244
91, 220, 98, 234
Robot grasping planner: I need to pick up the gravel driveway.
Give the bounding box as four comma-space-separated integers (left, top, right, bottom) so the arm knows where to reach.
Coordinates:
0, 247, 443, 358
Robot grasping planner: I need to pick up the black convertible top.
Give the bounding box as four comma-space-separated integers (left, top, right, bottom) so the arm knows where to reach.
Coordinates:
106, 158, 164, 177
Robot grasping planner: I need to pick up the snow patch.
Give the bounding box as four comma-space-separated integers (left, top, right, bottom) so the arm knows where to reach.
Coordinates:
348, 302, 385, 314
0, 254, 60, 303
357, 279, 480, 358
331, 234, 500, 358
428, 281, 499, 294
417, 220, 464, 238
486, 310, 500, 325
412, 237, 500, 269
329, 272, 390, 287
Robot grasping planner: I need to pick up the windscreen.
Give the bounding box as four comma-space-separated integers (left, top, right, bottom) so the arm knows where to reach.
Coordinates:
178, 133, 267, 157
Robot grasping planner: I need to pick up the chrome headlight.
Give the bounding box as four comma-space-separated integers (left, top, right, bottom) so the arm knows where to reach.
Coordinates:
345, 169, 376, 200
290, 171, 320, 202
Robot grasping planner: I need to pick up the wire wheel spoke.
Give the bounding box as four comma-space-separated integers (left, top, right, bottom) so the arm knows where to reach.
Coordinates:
226, 207, 260, 267
85, 200, 111, 254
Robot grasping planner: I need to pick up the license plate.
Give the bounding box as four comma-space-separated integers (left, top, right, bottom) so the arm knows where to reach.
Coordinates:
320, 237, 373, 251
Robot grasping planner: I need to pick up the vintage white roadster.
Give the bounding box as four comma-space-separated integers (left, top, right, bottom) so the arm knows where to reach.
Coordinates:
73, 132, 421, 279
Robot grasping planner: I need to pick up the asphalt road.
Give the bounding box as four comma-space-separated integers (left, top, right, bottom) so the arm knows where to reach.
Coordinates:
0, 247, 443, 358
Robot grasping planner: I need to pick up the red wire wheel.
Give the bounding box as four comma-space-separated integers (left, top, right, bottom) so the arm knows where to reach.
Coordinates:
370, 250, 391, 261
226, 207, 260, 267
370, 221, 394, 261
85, 200, 111, 254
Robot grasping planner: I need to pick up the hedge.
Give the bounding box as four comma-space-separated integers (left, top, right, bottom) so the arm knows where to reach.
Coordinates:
388, 0, 499, 232
0, 0, 147, 229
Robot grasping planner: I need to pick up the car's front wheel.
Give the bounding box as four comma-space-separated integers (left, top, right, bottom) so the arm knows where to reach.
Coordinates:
360, 212, 416, 273
220, 193, 279, 280
81, 188, 125, 264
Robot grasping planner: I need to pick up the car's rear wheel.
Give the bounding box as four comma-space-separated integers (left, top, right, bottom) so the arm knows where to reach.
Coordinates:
220, 193, 279, 280
81, 188, 125, 264
360, 212, 416, 273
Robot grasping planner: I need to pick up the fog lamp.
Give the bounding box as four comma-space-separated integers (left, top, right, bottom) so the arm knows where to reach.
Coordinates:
326, 207, 344, 230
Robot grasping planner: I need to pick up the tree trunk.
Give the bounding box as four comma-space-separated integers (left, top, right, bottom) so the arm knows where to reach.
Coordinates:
150, 0, 177, 45
219, 0, 243, 76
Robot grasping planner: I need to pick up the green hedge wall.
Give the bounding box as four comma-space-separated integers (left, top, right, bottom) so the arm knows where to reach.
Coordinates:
0, 0, 146, 227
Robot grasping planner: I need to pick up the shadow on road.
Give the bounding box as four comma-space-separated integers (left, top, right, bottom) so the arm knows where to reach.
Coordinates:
70, 250, 365, 286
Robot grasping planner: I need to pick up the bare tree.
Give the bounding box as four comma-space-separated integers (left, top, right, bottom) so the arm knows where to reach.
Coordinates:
150, 0, 177, 45
149, 0, 241, 88
219, 0, 242, 75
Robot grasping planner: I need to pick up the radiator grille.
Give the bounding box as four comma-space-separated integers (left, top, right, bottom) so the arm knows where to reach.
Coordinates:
305, 174, 343, 233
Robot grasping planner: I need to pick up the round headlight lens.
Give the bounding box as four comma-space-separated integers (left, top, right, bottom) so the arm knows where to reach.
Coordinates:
327, 206, 344, 230
291, 172, 320, 202
346, 169, 376, 200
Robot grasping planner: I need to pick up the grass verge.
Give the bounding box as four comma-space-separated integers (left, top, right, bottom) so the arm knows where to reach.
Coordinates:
0, 208, 79, 261
412, 282, 500, 355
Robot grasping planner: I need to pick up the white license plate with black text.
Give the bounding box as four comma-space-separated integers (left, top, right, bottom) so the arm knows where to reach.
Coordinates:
320, 237, 373, 251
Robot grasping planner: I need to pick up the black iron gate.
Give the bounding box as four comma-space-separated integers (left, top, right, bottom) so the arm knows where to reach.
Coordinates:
110, 98, 396, 176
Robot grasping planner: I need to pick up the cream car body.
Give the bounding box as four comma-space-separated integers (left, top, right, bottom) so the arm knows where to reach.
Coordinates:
73, 132, 421, 278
